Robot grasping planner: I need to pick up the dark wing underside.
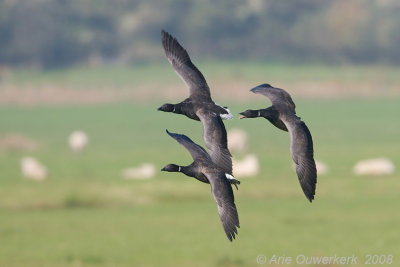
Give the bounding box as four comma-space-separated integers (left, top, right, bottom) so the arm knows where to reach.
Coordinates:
161, 30, 211, 100
197, 109, 232, 174
285, 117, 317, 202
251, 85, 296, 112
205, 171, 240, 241
166, 130, 211, 162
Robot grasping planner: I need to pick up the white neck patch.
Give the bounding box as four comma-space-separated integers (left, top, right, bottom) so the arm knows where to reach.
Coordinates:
178, 166, 181, 172
225, 173, 236, 180
216, 104, 233, 120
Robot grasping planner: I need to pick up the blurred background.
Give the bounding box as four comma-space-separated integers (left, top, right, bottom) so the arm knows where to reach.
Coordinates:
0, 0, 399, 266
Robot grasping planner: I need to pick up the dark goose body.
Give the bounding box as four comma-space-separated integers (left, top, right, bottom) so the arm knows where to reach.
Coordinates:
161, 130, 240, 241
158, 30, 233, 175
239, 84, 317, 202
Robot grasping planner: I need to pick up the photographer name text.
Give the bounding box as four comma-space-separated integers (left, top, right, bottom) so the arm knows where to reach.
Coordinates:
256, 254, 393, 265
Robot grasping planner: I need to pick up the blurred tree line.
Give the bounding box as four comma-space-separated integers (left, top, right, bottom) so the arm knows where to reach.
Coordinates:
1, 0, 400, 68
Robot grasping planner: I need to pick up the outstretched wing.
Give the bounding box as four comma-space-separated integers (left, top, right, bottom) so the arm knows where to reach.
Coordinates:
284, 116, 317, 202
166, 130, 211, 162
161, 30, 211, 100
204, 171, 240, 241
197, 109, 232, 174
251, 84, 296, 112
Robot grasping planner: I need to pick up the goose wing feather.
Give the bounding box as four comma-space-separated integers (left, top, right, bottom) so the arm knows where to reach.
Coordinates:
166, 130, 211, 162
161, 30, 211, 100
197, 109, 232, 174
204, 171, 240, 241
251, 85, 296, 112
284, 116, 317, 202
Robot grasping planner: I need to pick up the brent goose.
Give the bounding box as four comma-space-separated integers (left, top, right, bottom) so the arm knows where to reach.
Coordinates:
239, 84, 317, 202
158, 30, 234, 175
157, 30, 233, 121
161, 130, 240, 241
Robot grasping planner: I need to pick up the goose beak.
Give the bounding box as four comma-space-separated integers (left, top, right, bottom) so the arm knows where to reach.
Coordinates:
157, 106, 162, 111
161, 167, 166, 171
239, 112, 246, 119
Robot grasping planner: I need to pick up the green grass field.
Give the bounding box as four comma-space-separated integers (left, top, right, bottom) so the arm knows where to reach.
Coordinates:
0, 64, 400, 266
7, 62, 400, 86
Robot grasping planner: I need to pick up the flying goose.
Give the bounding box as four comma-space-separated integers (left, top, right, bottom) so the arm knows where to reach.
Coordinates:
158, 30, 234, 175
239, 84, 317, 202
157, 30, 232, 120
161, 130, 240, 241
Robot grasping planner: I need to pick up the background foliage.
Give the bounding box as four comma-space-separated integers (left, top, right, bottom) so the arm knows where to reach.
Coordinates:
1, 0, 400, 68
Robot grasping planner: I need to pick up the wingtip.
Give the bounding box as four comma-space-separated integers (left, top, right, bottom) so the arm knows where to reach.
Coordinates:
165, 129, 179, 139
304, 190, 315, 202
222, 217, 240, 242
250, 86, 261, 94
250, 83, 273, 94
226, 231, 236, 242
161, 30, 172, 47
226, 231, 239, 242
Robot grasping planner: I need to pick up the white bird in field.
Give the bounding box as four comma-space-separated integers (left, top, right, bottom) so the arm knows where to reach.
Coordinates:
122, 163, 156, 180
21, 157, 47, 181
68, 130, 88, 153
232, 154, 260, 177
227, 128, 249, 153
353, 158, 395, 176
315, 160, 329, 175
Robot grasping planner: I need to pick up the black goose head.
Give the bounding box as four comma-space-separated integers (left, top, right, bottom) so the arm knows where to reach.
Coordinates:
239, 109, 260, 119
157, 103, 175, 112
161, 164, 181, 172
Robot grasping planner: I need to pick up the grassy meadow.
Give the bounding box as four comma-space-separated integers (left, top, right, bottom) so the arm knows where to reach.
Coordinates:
0, 63, 400, 266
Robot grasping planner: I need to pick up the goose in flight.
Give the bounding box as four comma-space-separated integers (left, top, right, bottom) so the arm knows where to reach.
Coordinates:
161, 130, 240, 241
158, 30, 233, 175
157, 30, 232, 121
239, 84, 317, 202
